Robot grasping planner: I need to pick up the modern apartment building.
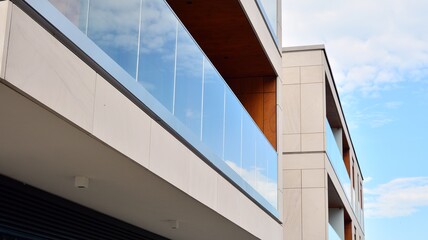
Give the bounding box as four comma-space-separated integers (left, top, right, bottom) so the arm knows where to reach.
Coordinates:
282, 46, 365, 240
0, 0, 364, 240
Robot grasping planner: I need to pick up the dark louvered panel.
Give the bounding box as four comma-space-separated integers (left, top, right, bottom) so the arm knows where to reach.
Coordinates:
0, 174, 169, 240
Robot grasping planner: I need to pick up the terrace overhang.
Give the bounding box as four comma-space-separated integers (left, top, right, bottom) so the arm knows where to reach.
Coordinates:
166, 0, 278, 79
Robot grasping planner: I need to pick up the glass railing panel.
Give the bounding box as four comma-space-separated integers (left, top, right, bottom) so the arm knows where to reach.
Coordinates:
201, 59, 225, 159
138, 0, 177, 112
223, 88, 243, 173
174, 24, 204, 137
257, 136, 278, 207
328, 224, 343, 240
266, 143, 278, 207
48, 0, 89, 33
37, 0, 278, 214
326, 120, 351, 202
258, 0, 277, 35
87, 0, 140, 78
255, 0, 278, 43
241, 112, 257, 190
256, 134, 268, 195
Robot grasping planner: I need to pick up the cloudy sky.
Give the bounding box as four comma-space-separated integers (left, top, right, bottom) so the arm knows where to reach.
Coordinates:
282, 0, 428, 239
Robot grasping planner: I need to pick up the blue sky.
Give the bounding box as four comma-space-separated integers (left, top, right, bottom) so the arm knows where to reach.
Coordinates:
282, 0, 428, 239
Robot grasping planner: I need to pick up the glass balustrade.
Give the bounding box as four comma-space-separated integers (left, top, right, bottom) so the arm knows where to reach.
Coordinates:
29, 0, 278, 212
328, 224, 343, 240
256, 0, 278, 40
326, 120, 351, 202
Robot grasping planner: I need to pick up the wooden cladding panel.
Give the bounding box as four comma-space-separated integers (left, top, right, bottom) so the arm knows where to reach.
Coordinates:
165, 0, 276, 79
263, 92, 277, 148
227, 77, 277, 149
242, 93, 264, 129
344, 148, 350, 176
345, 221, 353, 240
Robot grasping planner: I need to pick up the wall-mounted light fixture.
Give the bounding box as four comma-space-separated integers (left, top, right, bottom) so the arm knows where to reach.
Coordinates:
74, 176, 89, 189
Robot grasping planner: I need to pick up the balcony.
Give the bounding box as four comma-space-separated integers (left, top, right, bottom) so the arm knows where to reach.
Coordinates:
23, 0, 278, 215
163, 0, 279, 80
326, 119, 351, 202
329, 223, 343, 240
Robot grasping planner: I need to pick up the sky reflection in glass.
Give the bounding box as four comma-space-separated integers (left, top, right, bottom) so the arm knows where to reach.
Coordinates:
138, 0, 177, 112
258, 0, 277, 36
46, 0, 278, 210
202, 59, 225, 159
87, 0, 140, 78
175, 24, 204, 138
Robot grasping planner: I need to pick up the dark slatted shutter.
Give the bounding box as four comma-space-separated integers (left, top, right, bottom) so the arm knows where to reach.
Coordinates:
0, 174, 169, 240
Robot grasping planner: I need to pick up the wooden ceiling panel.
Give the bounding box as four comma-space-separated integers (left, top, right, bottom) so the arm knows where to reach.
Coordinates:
166, 0, 276, 79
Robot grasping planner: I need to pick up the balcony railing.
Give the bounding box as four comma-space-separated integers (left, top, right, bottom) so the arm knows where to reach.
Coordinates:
326, 120, 351, 202
24, 0, 278, 215
255, 0, 278, 41
328, 223, 343, 240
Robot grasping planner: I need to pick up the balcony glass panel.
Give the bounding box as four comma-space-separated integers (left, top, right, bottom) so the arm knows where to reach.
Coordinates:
256, 0, 278, 38
266, 139, 278, 207
328, 223, 343, 240
38, 0, 278, 214
174, 24, 204, 137
202, 59, 225, 158
257, 135, 278, 207
138, 0, 177, 112
326, 120, 351, 202
256, 136, 268, 196
87, 0, 140, 78
223, 89, 243, 172
241, 112, 257, 189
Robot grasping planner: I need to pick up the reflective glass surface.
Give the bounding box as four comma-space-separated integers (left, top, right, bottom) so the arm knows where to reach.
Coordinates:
241, 112, 257, 190
256, 0, 278, 37
87, 0, 140, 78
39, 0, 278, 212
48, 0, 89, 32
223, 89, 243, 172
266, 146, 278, 207
174, 24, 204, 137
138, 0, 177, 111
326, 120, 352, 202
202, 59, 225, 158
328, 224, 342, 240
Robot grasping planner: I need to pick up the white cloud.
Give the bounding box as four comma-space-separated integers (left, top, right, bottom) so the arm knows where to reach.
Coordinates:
364, 177, 428, 218
345, 103, 395, 129
384, 101, 403, 109
282, 0, 428, 96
